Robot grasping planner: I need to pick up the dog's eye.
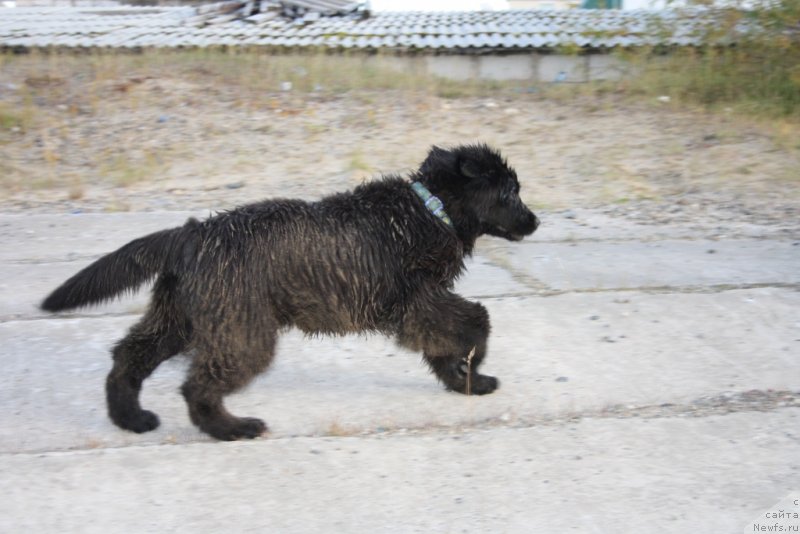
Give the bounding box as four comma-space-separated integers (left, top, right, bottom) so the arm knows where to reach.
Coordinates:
505, 184, 520, 197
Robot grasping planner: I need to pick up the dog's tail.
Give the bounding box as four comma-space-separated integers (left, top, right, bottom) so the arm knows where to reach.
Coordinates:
41, 225, 189, 312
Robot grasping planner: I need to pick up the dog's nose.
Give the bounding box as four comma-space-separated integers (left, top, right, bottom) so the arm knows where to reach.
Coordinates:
529, 212, 540, 233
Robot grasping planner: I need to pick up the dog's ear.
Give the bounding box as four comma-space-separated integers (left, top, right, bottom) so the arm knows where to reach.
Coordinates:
459, 158, 482, 180
427, 145, 449, 159
420, 145, 456, 177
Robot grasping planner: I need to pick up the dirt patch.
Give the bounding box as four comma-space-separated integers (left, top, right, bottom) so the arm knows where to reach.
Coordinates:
1, 62, 798, 232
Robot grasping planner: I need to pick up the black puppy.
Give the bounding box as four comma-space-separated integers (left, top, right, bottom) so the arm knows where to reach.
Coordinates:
42, 144, 539, 441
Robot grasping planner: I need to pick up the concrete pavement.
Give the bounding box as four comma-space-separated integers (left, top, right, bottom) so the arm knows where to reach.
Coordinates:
0, 209, 798, 532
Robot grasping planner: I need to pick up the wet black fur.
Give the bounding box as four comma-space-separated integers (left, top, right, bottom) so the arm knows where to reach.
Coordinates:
42, 144, 540, 441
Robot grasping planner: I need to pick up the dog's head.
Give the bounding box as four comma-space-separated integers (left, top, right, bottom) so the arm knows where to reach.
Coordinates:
419, 144, 539, 241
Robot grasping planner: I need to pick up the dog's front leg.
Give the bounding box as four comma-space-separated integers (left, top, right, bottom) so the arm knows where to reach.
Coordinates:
399, 293, 499, 395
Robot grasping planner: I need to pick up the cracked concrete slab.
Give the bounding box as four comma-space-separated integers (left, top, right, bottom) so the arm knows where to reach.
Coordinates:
0, 411, 796, 533
497, 239, 800, 291
0, 212, 205, 263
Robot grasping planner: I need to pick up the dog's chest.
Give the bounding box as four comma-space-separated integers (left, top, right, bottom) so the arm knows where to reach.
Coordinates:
408, 236, 464, 286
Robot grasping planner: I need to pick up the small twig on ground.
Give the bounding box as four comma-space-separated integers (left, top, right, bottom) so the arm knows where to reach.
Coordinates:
465, 346, 476, 396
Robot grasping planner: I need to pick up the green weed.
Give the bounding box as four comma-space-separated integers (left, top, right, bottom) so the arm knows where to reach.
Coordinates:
615, 0, 800, 120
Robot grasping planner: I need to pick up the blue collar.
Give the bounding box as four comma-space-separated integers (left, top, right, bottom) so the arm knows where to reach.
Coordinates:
411, 182, 453, 228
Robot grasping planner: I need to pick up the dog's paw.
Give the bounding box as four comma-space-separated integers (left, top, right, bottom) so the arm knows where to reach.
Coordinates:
447, 373, 500, 395
235, 417, 268, 439
209, 417, 268, 441
115, 409, 161, 433
467, 374, 499, 395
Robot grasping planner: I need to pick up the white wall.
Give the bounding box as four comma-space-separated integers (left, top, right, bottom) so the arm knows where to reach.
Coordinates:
383, 53, 631, 83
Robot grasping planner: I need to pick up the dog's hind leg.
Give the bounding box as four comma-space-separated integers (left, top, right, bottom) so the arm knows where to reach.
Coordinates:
181, 320, 277, 441
399, 293, 498, 395
106, 274, 191, 433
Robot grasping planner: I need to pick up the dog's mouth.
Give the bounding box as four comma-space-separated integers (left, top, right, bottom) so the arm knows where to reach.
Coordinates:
483, 213, 539, 241
490, 226, 527, 242
483, 210, 539, 242
504, 231, 526, 241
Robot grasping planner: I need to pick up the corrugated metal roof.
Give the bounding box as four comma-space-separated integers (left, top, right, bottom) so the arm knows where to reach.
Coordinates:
0, 5, 726, 51
282, 0, 362, 13
279, 0, 366, 19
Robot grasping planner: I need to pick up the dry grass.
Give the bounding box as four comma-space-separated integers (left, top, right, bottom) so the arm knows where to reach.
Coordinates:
0, 49, 518, 107
324, 420, 358, 437
0, 49, 513, 194
1, 47, 797, 218
14, 49, 501, 99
